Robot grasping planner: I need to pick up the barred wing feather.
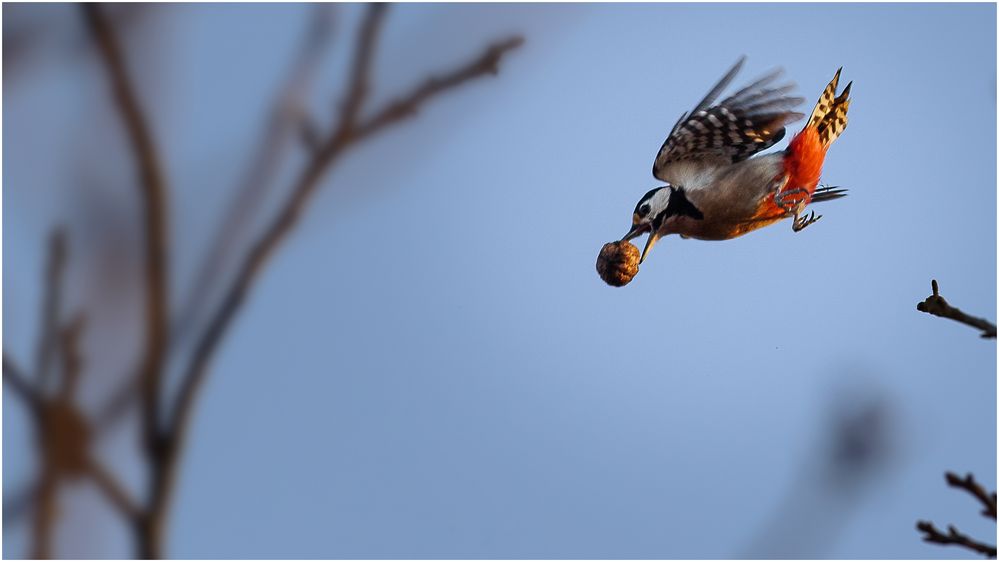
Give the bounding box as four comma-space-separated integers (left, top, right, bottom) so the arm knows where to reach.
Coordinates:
653, 57, 806, 185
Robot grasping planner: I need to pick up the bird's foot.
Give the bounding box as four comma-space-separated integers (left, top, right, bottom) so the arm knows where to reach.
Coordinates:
775, 187, 808, 212
792, 210, 822, 232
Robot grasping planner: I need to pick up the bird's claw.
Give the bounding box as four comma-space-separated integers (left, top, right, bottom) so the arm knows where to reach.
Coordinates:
792, 211, 822, 232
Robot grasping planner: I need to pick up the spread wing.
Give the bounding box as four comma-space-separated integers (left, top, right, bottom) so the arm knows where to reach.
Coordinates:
653, 57, 806, 185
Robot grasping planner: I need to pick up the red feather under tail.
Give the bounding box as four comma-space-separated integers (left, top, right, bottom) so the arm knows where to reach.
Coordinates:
783, 127, 827, 198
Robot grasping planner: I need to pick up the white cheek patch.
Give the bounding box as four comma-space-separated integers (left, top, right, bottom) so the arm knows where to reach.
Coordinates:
651, 189, 672, 214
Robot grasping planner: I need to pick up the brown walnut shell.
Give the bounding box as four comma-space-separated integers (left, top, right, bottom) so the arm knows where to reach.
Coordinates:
596, 240, 640, 287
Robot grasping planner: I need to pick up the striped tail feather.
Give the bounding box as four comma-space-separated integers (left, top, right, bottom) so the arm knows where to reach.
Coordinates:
780, 69, 852, 200
807, 68, 852, 147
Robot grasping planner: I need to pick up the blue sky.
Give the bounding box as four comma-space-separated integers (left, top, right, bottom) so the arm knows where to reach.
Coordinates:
4, 3, 996, 558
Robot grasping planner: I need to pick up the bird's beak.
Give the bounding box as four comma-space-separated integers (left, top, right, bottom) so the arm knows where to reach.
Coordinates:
640, 231, 661, 264
621, 223, 650, 242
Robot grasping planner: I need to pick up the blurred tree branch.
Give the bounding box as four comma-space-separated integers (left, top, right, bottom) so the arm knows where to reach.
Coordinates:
34, 230, 67, 393
0, 226, 125, 558
87, 458, 142, 521
83, 4, 171, 483
917, 280, 997, 339
2, 3, 521, 558
3, 352, 40, 415
91, 5, 337, 439
155, 7, 522, 556
174, 4, 337, 344
3, 228, 69, 545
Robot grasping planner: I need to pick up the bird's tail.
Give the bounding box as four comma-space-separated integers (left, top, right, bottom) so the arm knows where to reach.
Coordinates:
806, 67, 851, 147
810, 184, 848, 203
780, 69, 852, 198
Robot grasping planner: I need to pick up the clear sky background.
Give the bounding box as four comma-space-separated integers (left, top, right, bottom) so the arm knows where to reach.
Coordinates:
4, 3, 997, 559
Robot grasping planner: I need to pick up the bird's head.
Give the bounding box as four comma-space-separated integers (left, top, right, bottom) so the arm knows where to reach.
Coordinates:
622, 186, 671, 263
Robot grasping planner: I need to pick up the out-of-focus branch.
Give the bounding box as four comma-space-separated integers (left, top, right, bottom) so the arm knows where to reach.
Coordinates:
87, 458, 141, 520
2, 480, 39, 529
82, 4, 171, 461
57, 315, 86, 402
93, 372, 138, 432
28, 304, 91, 559
61, 5, 523, 557
168, 12, 522, 457
335, 3, 386, 135
30, 466, 58, 559
144, 6, 522, 558
34, 229, 67, 392
918, 472, 997, 558
174, 4, 337, 344
354, 36, 524, 140
50, 311, 138, 521
917, 521, 996, 558
7, 230, 79, 558
917, 280, 997, 339
3, 352, 41, 416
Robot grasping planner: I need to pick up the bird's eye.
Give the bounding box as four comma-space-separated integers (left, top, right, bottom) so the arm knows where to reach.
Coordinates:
639, 204, 651, 217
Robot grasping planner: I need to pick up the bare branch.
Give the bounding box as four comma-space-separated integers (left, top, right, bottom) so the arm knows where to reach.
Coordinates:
3, 352, 41, 416
34, 229, 67, 392
82, 4, 171, 457
57, 314, 86, 402
148, 17, 523, 559
30, 467, 59, 560
917, 279, 997, 339
175, 4, 337, 344
2, 480, 39, 529
87, 458, 141, 520
918, 472, 997, 558
917, 521, 997, 558
93, 373, 139, 432
354, 36, 525, 140
336, 3, 387, 135
168, 27, 523, 456
946, 472, 998, 520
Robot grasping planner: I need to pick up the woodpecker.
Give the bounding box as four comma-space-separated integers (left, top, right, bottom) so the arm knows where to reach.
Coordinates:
622, 57, 851, 263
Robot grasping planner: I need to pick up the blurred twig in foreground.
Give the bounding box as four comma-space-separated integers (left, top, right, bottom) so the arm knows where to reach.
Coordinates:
3, 3, 523, 558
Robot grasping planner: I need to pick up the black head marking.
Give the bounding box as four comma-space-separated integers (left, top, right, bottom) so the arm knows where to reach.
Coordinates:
651, 186, 704, 230
668, 187, 704, 220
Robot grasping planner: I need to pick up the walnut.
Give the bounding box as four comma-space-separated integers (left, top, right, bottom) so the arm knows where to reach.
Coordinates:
596, 240, 640, 287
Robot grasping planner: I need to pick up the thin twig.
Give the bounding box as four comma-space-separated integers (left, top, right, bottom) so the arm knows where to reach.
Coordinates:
83, 4, 171, 462
947, 472, 998, 520
336, 3, 387, 136
3, 352, 41, 416
57, 314, 86, 402
174, 4, 336, 345
87, 458, 141, 520
354, 36, 525, 140
30, 466, 58, 559
917, 521, 997, 558
2, 480, 40, 529
917, 279, 997, 339
93, 372, 139, 432
34, 229, 67, 393
918, 472, 997, 558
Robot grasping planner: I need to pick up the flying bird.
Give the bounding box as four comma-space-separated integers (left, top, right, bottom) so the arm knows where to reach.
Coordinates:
621, 57, 852, 263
